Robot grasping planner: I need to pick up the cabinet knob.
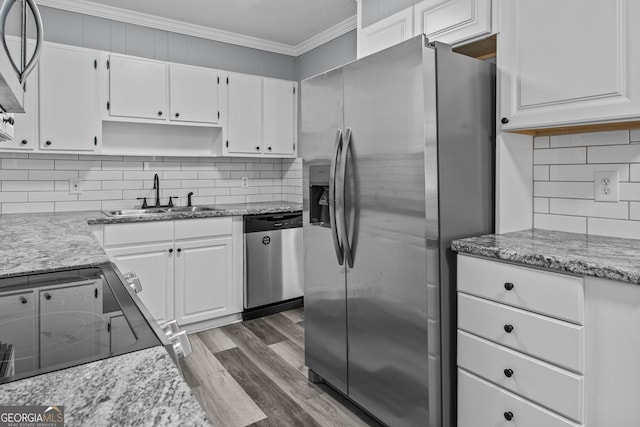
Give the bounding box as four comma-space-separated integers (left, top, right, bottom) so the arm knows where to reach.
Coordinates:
256, 146, 260, 151
503, 411, 514, 421
44, 293, 52, 300
501, 117, 509, 124
21, 139, 27, 145
504, 324, 514, 333
175, 112, 180, 118
169, 248, 174, 253
504, 282, 514, 291
19, 296, 27, 304
268, 146, 272, 151
45, 140, 52, 146
177, 248, 182, 253
504, 368, 514, 378
158, 111, 163, 116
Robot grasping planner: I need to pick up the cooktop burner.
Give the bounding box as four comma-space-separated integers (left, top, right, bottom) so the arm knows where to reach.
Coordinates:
0, 264, 161, 384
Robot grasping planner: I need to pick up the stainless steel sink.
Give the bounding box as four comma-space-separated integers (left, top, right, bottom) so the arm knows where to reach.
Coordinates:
102, 206, 220, 217
161, 206, 220, 213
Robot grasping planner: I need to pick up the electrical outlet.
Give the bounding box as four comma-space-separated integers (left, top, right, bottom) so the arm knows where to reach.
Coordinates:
241, 177, 249, 188
594, 171, 618, 202
70, 178, 82, 195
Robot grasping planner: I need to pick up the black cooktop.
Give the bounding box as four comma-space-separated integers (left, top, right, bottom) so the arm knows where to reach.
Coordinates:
0, 263, 161, 384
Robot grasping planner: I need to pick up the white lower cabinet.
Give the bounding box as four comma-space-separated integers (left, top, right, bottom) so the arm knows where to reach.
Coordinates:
106, 241, 175, 324
457, 254, 585, 425
103, 217, 242, 329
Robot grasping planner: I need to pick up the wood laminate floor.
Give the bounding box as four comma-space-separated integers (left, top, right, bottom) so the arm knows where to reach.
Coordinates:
179, 308, 382, 427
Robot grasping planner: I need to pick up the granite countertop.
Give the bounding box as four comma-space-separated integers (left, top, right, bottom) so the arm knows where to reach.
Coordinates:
0, 201, 302, 278
0, 347, 211, 427
451, 228, 640, 285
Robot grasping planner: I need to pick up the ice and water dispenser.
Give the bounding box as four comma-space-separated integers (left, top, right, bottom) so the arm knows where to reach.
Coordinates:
309, 164, 331, 227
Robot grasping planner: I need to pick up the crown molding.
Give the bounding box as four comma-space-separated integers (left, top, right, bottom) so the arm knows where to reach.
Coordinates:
36, 0, 356, 57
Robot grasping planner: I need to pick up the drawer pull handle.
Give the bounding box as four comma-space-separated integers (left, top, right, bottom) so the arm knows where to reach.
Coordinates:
504, 324, 514, 333
504, 282, 514, 291
504, 368, 514, 378
504, 411, 514, 421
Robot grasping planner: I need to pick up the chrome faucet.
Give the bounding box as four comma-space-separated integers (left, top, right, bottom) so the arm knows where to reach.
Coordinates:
153, 173, 161, 207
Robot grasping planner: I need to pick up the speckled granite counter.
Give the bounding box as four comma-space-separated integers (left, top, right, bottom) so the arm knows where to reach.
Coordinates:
0, 347, 211, 427
89, 201, 303, 225
451, 228, 640, 284
0, 201, 302, 278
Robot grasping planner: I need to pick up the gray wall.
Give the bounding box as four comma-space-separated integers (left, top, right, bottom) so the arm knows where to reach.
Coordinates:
295, 30, 357, 81
361, 0, 415, 28
10, 6, 296, 80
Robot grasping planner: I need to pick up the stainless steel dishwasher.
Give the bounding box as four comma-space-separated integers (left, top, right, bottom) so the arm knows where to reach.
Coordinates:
243, 212, 303, 319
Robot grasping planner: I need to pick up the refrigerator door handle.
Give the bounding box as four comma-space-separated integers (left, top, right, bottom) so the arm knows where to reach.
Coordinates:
329, 128, 344, 265
340, 127, 354, 268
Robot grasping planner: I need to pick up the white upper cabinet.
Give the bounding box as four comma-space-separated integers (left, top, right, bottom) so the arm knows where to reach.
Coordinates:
39, 44, 100, 151
263, 78, 297, 155
109, 55, 167, 120
359, 7, 414, 58
226, 72, 263, 155
169, 64, 220, 124
414, 0, 491, 45
4, 39, 36, 151
499, 0, 640, 131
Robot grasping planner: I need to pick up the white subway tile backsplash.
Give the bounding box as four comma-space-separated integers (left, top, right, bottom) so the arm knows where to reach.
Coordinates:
588, 217, 640, 239
2, 159, 54, 169
533, 136, 550, 149
2, 181, 54, 192
630, 165, 640, 182
534, 213, 587, 234
0, 154, 299, 214
630, 203, 640, 220
2, 202, 54, 214
533, 197, 549, 213
533, 165, 549, 181
550, 130, 629, 148
533, 147, 586, 165
588, 144, 640, 163
549, 198, 628, 219
631, 130, 640, 142
549, 164, 630, 182
619, 183, 640, 201
534, 181, 593, 199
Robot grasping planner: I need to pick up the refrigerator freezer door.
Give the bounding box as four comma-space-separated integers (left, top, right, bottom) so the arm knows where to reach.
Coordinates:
301, 68, 349, 394
343, 37, 432, 426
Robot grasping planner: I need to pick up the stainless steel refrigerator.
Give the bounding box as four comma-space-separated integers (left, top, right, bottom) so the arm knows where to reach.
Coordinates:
301, 35, 495, 427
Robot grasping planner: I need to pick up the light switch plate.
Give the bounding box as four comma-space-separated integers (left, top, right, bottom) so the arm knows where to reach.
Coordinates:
594, 171, 618, 202
70, 178, 82, 194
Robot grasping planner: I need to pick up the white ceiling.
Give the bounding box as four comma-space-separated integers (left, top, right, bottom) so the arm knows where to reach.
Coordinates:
77, 0, 357, 50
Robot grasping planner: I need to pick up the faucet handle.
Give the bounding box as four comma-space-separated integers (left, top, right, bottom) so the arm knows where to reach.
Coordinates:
167, 196, 177, 208
136, 197, 148, 208
187, 192, 194, 207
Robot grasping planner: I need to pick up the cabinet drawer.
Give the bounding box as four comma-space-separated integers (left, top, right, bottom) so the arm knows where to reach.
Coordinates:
458, 330, 584, 422
458, 293, 584, 373
104, 221, 173, 246
458, 369, 581, 427
174, 217, 232, 239
458, 255, 584, 324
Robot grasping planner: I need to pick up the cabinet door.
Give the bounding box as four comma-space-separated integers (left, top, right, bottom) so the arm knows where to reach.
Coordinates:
39, 44, 99, 151
3, 40, 36, 151
227, 73, 262, 154
169, 64, 219, 123
358, 7, 414, 58
0, 291, 36, 374
106, 242, 175, 323
39, 281, 109, 369
499, 0, 640, 130
413, 0, 491, 45
263, 78, 296, 155
174, 236, 236, 325
109, 55, 167, 120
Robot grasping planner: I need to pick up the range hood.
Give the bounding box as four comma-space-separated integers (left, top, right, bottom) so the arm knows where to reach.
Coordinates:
0, 0, 43, 113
